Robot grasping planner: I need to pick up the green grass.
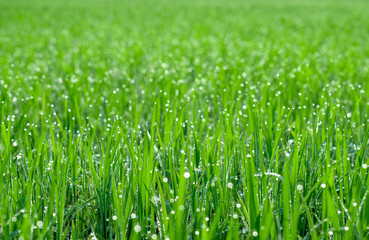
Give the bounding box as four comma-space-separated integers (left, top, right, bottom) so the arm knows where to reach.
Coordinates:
1, 0, 369, 239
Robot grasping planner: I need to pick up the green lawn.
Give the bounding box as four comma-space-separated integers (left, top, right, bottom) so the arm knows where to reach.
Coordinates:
1, 0, 369, 239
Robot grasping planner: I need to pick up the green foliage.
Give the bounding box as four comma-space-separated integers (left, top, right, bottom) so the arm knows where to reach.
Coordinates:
1, 0, 369, 239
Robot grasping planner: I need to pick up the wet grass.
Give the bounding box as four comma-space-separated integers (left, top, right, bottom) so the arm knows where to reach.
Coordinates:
1, 0, 369, 239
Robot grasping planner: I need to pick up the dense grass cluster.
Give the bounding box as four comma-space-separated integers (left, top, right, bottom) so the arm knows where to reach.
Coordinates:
1, 0, 369, 239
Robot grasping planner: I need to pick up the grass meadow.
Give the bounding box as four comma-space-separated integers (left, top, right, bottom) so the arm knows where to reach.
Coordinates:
1, 0, 369, 239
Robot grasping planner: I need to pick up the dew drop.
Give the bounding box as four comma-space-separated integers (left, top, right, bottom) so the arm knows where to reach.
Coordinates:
134, 224, 141, 233
36, 221, 43, 229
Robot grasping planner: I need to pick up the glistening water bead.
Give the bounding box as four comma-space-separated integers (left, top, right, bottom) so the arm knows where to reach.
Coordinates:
184, 172, 190, 179
134, 225, 141, 233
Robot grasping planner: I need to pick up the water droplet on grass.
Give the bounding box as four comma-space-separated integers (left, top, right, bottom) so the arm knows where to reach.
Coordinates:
36, 221, 43, 229
134, 224, 141, 233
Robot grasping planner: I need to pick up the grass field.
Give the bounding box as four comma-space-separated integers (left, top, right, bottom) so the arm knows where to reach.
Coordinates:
1, 0, 369, 239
